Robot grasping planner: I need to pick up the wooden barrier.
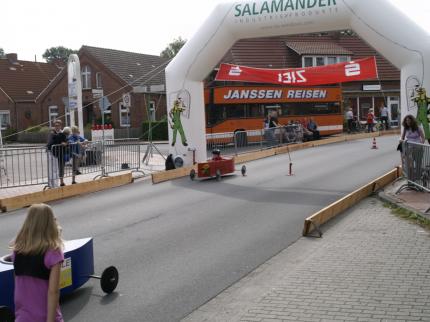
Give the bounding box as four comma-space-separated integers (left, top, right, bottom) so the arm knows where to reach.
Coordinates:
151, 130, 400, 184
152, 165, 197, 184
0, 173, 133, 213
302, 167, 401, 236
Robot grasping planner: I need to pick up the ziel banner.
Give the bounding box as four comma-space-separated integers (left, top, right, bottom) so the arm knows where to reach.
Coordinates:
215, 57, 378, 86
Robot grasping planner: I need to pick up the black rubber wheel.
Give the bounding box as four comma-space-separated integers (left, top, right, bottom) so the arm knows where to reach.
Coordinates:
0, 306, 14, 322
241, 165, 247, 176
100, 266, 119, 294
190, 169, 196, 181
215, 169, 221, 182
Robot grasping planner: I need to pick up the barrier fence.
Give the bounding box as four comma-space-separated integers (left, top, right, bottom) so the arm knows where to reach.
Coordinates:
0, 139, 144, 189
206, 125, 306, 156
398, 141, 430, 193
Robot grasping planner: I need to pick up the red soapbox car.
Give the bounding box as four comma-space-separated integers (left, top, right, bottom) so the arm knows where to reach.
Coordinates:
189, 150, 246, 181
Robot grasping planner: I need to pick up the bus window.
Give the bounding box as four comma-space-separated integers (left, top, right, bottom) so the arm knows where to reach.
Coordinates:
248, 104, 264, 117
207, 104, 226, 126
226, 104, 246, 119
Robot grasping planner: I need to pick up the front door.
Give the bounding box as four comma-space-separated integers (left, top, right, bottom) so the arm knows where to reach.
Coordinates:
388, 96, 400, 127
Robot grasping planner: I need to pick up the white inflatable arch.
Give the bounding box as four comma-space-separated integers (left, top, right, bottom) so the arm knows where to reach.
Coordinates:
166, 0, 430, 164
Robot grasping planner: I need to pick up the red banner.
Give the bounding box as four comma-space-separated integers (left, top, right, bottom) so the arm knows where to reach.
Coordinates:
215, 57, 378, 86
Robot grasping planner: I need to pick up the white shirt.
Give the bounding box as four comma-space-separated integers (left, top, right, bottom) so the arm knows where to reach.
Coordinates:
380, 106, 389, 117
346, 110, 354, 120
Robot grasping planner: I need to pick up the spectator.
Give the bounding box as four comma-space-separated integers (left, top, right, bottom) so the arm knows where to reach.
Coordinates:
268, 110, 281, 128
68, 126, 88, 184
366, 109, 375, 133
379, 102, 390, 130
400, 114, 425, 181
46, 120, 62, 188
401, 114, 425, 144
346, 108, 354, 133
307, 117, 320, 140
10, 203, 64, 322
47, 125, 69, 187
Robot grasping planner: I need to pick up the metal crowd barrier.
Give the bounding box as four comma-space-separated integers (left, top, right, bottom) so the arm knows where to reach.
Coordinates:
0, 145, 48, 188
206, 125, 305, 156
398, 141, 430, 193
0, 139, 145, 189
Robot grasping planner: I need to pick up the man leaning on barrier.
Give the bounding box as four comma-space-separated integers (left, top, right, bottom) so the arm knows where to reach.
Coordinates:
46, 120, 62, 188
46, 121, 69, 187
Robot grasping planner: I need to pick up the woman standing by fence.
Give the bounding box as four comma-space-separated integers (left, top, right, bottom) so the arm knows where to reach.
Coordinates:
400, 115, 425, 181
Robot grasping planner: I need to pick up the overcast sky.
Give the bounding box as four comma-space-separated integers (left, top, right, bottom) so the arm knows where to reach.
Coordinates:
1, 0, 429, 62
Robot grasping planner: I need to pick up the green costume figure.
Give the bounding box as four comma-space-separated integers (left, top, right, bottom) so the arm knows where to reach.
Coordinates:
169, 99, 188, 147
413, 87, 430, 143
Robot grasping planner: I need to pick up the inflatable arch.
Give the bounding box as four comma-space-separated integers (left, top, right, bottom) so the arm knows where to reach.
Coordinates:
166, 0, 430, 164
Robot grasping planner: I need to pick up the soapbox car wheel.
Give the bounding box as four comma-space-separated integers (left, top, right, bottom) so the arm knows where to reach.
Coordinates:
190, 169, 196, 181
241, 165, 247, 176
100, 266, 119, 294
215, 169, 222, 182
0, 306, 14, 322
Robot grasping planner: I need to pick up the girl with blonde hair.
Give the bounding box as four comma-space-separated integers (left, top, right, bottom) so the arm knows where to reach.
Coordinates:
10, 203, 64, 322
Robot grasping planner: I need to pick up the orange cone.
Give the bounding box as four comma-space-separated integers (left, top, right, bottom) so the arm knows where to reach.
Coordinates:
371, 137, 378, 149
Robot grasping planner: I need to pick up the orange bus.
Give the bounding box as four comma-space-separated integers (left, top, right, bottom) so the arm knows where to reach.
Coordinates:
205, 85, 343, 136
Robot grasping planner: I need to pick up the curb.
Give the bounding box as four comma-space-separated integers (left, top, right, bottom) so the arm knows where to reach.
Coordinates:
377, 191, 430, 219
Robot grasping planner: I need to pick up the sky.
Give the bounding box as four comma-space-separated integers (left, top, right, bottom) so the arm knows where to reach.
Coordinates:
1, 0, 430, 62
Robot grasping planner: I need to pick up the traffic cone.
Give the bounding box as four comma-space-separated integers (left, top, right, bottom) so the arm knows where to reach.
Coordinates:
371, 137, 378, 149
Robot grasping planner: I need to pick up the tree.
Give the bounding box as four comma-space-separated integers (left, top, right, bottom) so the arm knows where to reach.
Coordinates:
160, 37, 186, 59
0, 48, 4, 58
42, 46, 77, 64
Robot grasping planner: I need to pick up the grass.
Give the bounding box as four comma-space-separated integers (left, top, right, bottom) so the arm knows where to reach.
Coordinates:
384, 202, 430, 230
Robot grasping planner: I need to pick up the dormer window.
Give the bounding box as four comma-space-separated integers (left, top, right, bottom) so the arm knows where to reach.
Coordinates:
301, 56, 351, 67
81, 65, 92, 89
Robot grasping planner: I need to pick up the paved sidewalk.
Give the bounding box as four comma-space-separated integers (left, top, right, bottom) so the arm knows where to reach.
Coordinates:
381, 178, 430, 217
183, 197, 430, 322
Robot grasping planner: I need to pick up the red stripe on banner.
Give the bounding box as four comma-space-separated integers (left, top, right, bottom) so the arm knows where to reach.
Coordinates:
215, 57, 378, 86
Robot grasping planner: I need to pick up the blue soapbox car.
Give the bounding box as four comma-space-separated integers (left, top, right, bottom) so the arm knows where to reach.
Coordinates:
0, 238, 118, 322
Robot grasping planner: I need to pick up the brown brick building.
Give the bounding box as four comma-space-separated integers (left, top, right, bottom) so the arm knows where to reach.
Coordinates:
41, 46, 169, 130
0, 53, 61, 132
0, 47, 169, 135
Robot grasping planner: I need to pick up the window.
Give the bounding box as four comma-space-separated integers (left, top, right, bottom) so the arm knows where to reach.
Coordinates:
0, 111, 10, 130
149, 101, 156, 122
48, 106, 59, 127
119, 102, 130, 127
303, 57, 313, 67
81, 65, 92, 89
316, 57, 325, 66
302, 56, 351, 67
327, 56, 337, 65
96, 72, 102, 89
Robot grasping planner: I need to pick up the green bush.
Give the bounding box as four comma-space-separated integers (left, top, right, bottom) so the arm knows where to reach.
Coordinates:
25, 125, 50, 133
95, 116, 114, 127
2, 127, 17, 142
141, 120, 168, 141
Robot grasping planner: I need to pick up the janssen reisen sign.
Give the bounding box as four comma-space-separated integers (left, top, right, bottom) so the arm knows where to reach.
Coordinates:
213, 86, 342, 104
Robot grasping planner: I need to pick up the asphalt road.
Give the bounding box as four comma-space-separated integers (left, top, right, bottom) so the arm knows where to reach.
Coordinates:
0, 136, 400, 322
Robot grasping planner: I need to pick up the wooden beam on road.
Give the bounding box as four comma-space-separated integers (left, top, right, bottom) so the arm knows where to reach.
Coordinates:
302, 167, 401, 237
152, 165, 197, 184
0, 173, 133, 213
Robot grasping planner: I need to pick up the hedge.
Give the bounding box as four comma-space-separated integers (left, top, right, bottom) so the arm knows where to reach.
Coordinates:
141, 120, 168, 141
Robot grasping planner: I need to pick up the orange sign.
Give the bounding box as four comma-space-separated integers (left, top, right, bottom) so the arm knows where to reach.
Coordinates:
213, 86, 342, 104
